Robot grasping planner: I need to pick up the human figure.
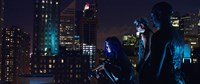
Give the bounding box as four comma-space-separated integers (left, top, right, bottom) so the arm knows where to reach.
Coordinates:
133, 17, 154, 84
145, 2, 185, 84
89, 37, 135, 84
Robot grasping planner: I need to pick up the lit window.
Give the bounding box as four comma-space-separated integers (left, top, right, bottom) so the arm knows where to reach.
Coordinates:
45, 14, 48, 18
61, 59, 64, 63
42, 6, 44, 8
36, 14, 38, 18
53, 60, 55, 63
44, 69, 46, 73
49, 59, 52, 63
49, 64, 52, 68
34, 65, 37, 68
56, 2, 58, 5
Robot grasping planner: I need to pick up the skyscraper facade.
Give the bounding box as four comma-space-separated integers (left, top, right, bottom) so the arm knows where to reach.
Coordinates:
0, 0, 4, 81
32, 0, 60, 74
60, 0, 80, 50
1, 27, 30, 84
33, 0, 60, 56
79, 2, 98, 69
180, 13, 199, 63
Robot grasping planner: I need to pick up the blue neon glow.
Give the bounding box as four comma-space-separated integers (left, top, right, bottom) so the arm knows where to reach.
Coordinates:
50, 28, 58, 55
184, 43, 191, 58
74, 35, 80, 38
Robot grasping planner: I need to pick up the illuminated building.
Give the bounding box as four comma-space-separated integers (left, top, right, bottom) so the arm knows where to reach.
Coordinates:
198, 10, 200, 47
79, 2, 98, 69
122, 34, 137, 67
32, 0, 60, 75
171, 12, 181, 29
55, 47, 90, 84
1, 27, 30, 84
33, 0, 60, 56
60, 0, 80, 50
0, 0, 3, 29
0, 0, 4, 81
180, 13, 199, 63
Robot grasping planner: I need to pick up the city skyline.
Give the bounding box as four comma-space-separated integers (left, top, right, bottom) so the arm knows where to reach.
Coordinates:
4, 0, 200, 49
1, 0, 200, 84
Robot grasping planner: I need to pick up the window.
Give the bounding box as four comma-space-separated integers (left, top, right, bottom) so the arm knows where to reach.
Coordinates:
61, 59, 64, 63
49, 64, 52, 68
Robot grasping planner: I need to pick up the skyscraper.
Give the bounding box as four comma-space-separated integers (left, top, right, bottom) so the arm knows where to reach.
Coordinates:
0, 0, 3, 29
122, 34, 138, 67
1, 27, 30, 84
180, 13, 199, 63
33, 0, 60, 56
79, 2, 98, 69
32, 0, 60, 74
0, 0, 4, 82
60, 0, 80, 50
198, 10, 200, 47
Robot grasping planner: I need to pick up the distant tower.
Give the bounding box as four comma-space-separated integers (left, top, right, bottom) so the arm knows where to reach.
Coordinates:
1, 27, 30, 84
0, 0, 4, 28
32, 0, 60, 74
0, 0, 4, 81
33, 0, 60, 56
60, 0, 80, 50
180, 13, 199, 63
79, 2, 98, 68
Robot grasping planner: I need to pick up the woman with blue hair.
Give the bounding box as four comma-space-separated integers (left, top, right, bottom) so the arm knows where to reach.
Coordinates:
89, 36, 135, 84
103, 36, 135, 84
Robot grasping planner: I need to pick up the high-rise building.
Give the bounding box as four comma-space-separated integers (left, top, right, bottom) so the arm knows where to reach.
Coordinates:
60, 0, 80, 50
180, 13, 199, 63
0, 0, 4, 28
0, 0, 4, 81
122, 34, 137, 67
1, 27, 30, 84
79, 2, 98, 69
198, 10, 200, 46
33, 0, 60, 56
55, 47, 90, 84
32, 0, 60, 74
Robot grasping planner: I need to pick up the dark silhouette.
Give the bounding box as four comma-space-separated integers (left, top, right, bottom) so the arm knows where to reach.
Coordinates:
133, 17, 154, 84
89, 37, 135, 84
144, 2, 185, 84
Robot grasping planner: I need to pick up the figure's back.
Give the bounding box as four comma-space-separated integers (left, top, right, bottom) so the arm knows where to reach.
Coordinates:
148, 26, 185, 84
156, 27, 184, 83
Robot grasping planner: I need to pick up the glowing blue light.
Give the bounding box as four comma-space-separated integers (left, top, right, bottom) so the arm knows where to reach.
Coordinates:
184, 43, 191, 58
74, 35, 80, 38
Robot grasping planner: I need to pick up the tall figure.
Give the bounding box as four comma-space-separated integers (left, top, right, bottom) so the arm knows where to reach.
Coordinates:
147, 2, 185, 84
133, 17, 153, 84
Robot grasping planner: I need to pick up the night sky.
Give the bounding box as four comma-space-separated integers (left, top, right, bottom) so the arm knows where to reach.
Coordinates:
4, 0, 200, 50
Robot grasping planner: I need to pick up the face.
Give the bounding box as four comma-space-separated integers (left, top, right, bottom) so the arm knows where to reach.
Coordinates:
151, 13, 160, 30
105, 41, 112, 58
136, 24, 145, 33
105, 41, 111, 53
